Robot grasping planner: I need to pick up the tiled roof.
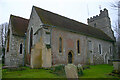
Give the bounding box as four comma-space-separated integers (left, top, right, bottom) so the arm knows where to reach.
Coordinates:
34, 6, 114, 42
10, 15, 29, 37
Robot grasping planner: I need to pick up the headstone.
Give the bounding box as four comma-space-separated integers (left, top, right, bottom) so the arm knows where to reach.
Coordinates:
78, 64, 83, 71
113, 62, 120, 72
77, 64, 83, 76
65, 64, 78, 79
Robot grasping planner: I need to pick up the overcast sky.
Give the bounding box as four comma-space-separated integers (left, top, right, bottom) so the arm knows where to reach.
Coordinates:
0, 0, 118, 27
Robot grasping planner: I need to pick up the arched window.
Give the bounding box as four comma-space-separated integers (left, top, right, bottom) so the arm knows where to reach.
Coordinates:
59, 37, 62, 53
7, 29, 10, 52
20, 43, 22, 54
29, 28, 33, 54
99, 44, 102, 54
77, 40, 80, 54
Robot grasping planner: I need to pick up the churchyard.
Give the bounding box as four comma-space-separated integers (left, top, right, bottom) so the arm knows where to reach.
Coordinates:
2, 64, 120, 79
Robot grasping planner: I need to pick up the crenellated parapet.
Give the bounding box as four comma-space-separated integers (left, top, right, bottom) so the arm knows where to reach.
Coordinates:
87, 8, 109, 23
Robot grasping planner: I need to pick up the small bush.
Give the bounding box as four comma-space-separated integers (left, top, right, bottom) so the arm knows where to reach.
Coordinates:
50, 64, 65, 76
77, 65, 83, 76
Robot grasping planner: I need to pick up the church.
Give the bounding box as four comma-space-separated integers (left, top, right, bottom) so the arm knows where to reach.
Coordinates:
5, 6, 115, 68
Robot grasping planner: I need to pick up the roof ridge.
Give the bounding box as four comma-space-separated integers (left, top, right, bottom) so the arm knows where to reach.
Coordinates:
33, 6, 87, 25
10, 14, 29, 21
33, 6, 114, 42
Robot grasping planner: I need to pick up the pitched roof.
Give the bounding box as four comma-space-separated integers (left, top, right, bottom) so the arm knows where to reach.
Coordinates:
34, 6, 114, 42
10, 15, 29, 37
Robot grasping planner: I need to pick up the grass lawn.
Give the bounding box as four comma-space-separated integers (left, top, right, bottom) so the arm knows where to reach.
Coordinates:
2, 67, 62, 78
81, 64, 118, 78
2, 64, 120, 78
0, 64, 2, 79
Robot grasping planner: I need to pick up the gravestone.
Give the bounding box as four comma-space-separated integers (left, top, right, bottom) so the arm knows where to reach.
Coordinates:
78, 64, 83, 71
65, 64, 78, 79
113, 62, 120, 72
77, 64, 83, 76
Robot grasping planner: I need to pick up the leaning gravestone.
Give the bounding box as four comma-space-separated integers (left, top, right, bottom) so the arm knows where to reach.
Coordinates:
65, 64, 78, 79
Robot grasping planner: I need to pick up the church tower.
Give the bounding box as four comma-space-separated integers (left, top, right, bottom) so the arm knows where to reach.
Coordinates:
87, 8, 115, 40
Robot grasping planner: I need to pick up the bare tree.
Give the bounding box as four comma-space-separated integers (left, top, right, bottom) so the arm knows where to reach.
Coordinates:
110, 1, 120, 59
0, 22, 8, 63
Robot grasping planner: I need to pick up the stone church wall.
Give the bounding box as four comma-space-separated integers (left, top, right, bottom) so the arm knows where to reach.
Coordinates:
26, 7, 43, 55
51, 27, 114, 65
5, 21, 25, 66
5, 34, 25, 66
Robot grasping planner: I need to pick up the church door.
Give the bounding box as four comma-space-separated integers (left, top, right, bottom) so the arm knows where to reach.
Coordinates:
68, 52, 73, 64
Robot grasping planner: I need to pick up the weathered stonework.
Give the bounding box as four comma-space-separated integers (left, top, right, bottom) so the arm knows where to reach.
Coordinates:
113, 62, 120, 71
65, 64, 78, 78
31, 37, 51, 68
5, 21, 25, 66
26, 7, 52, 68
5, 15, 28, 67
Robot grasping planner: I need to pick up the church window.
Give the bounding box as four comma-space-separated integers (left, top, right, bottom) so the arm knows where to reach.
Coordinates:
77, 40, 80, 54
7, 29, 10, 52
98, 44, 102, 54
29, 28, 33, 54
59, 37, 62, 53
20, 43, 22, 54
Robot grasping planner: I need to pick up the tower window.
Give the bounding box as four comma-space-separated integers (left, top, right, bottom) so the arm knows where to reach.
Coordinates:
94, 23, 96, 27
77, 40, 80, 54
20, 43, 22, 54
59, 37, 62, 53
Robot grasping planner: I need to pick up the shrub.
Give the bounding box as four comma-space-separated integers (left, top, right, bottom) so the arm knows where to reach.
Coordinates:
77, 64, 83, 76
50, 64, 65, 76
